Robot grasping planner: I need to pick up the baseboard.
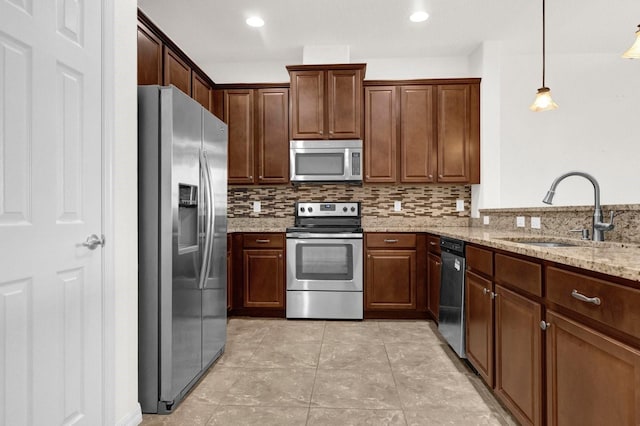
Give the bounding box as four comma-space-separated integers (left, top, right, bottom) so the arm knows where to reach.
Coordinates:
116, 403, 143, 426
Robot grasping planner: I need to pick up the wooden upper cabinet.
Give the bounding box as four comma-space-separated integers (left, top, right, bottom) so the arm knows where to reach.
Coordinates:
224, 90, 254, 184
364, 86, 397, 183
256, 88, 289, 184
328, 69, 362, 139
400, 85, 436, 183
163, 47, 191, 96
290, 70, 324, 139
137, 22, 163, 85
192, 72, 212, 110
288, 64, 365, 140
437, 84, 480, 183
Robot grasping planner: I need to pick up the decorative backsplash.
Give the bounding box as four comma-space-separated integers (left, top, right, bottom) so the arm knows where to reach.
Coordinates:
228, 184, 472, 219
473, 204, 640, 244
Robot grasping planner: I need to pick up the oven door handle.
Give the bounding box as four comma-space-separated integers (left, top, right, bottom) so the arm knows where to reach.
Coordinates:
286, 233, 363, 239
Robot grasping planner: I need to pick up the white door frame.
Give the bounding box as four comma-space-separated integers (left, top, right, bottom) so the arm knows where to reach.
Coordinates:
101, 1, 116, 424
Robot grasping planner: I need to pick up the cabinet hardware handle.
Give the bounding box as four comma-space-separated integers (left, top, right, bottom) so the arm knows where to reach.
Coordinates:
429, 175, 433, 179
249, 176, 253, 179
259, 175, 263, 179
278, 254, 282, 258
571, 289, 601, 306
429, 241, 436, 246
540, 321, 551, 331
367, 254, 371, 258
439, 174, 443, 178
384, 239, 399, 243
482, 288, 489, 295
435, 261, 441, 266
255, 239, 270, 243
490, 292, 497, 299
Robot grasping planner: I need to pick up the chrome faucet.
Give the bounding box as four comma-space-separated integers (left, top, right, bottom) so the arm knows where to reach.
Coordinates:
542, 171, 615, 241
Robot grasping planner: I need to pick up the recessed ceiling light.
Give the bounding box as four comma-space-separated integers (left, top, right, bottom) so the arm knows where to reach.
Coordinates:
410, 11, 429, 23
246, 16, 265, 28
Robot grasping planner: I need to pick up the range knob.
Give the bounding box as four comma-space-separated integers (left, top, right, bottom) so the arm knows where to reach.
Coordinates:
308, 207, 314, 213
351, 207, 356, 212
343, 207, 348, 212
300, 207, 306, 213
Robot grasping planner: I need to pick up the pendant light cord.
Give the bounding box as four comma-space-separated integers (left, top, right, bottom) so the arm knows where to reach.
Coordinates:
542, 0, 546, 87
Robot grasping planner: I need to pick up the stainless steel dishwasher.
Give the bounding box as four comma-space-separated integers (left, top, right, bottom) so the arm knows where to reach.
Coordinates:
438, 237, 466, 358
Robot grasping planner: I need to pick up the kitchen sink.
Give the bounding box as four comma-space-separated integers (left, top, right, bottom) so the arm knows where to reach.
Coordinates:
495, 237, 579, 248
515, 241, 577, 248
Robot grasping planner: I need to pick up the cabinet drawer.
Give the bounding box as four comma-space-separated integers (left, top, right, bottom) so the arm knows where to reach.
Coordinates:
495, 253, 542, 297
367, 233, 416, 248
243, 233, 284, 248
466, 245, 493, 277
427, 235, 441, 255
546, 266, 640, 339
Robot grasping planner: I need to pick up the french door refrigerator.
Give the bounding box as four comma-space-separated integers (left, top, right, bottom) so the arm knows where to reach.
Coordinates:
138, 86, 228, 414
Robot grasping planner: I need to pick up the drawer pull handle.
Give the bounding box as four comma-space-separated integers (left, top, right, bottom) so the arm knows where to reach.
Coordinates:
483, 288, 489, 295
384, 239, 399, 243
429, 241, 437, 246
255, 239, 271, 243
571, 289, 601, 306
540, 321, 551, 331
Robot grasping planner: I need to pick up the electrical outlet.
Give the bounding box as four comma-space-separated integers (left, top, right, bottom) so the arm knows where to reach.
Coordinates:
456, 199, 465, 212
516, 216, 526, 227
531, 217, 541, 229
394, 201, 402, 212
483, 216, 490, 225
253, 201, 261, 213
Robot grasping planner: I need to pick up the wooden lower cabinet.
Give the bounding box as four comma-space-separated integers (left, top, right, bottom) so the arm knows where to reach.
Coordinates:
465, 270, 494, 386
427, 252, 441, 321
494, 284, 542, 426
243, 249, 284, 308
365, 249, 416, 310
545, 310, 640, 426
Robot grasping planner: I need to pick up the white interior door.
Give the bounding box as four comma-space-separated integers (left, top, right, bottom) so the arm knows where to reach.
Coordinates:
0, 1, 104, 425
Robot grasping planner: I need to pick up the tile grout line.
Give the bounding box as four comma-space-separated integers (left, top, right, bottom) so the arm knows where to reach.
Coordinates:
305, 321, 326, 426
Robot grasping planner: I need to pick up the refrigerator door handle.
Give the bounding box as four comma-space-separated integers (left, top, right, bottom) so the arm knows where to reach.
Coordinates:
202, 152, 215, 282
198, 152, 213, 290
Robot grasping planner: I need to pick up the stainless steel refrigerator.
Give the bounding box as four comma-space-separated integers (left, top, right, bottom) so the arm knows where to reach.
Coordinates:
138, 86, 228, 414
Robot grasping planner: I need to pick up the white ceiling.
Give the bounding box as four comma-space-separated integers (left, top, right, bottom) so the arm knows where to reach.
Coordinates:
138, 0, 638, 66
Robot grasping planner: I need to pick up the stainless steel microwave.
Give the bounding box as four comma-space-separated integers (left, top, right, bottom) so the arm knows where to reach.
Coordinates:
290, 140, 363, 183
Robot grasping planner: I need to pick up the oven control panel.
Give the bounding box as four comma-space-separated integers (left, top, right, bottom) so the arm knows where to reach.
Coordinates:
296, 202, 360, 217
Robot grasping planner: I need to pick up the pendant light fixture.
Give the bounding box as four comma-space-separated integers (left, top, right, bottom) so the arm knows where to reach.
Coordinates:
622, 25, 640, 58
530, 0, 558, 112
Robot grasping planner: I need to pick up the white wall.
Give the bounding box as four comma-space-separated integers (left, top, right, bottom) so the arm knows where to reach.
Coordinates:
114, 0, 140, 424
203, 55, 471, 83
498, 52, 640, 207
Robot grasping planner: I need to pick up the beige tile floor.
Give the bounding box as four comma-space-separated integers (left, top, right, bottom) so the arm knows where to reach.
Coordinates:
142, 319, 517, 426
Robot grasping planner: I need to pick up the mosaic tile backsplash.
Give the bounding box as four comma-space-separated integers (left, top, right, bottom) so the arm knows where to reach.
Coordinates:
228, 184, 472, 220
473, 204, 640, 244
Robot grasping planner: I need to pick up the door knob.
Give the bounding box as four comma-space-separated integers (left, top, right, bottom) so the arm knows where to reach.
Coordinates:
82, 234, 105, 250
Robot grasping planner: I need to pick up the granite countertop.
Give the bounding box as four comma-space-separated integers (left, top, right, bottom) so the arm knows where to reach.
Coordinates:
227, 218, 640, 282
421, 226, 640, 283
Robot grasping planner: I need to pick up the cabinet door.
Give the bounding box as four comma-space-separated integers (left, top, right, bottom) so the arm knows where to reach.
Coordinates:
436, 84, 480, 183
495, 285, 542, 426
427, 252, 441, 320
192, 72, 212, 110
290, 70, 324, 139
163, 47, 191, 96
365, 250, 416, 310
327, 69, 362, 139
243, 249, 284, 308
137, 22, 162, 85
224, 90, 255, 184
465, 271, 494, 387
364, 86, 397, 183
400, 85, 436, 183
256, 88, 289, 184
546, 310, 640, 426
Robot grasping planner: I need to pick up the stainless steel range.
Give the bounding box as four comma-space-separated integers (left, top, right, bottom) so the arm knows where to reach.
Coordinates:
286, 202, 363, 319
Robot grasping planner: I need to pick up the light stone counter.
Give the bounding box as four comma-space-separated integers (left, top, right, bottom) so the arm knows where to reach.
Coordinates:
227, 217, 640, 282
422, 226, 640, 282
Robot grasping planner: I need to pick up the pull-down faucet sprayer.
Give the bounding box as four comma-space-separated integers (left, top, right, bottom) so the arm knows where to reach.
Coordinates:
542, 171, 614, 241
